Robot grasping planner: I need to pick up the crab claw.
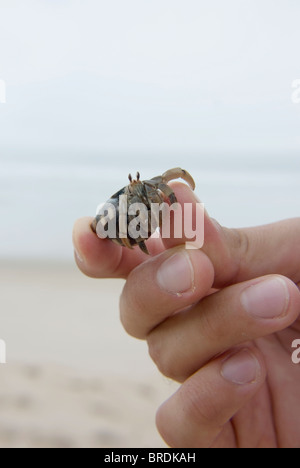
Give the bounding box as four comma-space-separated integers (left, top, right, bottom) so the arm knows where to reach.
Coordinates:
161, 168, 196, 191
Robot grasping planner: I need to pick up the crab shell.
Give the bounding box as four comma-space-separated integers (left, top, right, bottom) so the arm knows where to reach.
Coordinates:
91, 167, 195, 255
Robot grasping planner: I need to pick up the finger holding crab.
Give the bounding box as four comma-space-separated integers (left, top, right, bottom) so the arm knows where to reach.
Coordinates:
91, 168, 196, 255
73, 182, 231, 283
72, 168, 213, 278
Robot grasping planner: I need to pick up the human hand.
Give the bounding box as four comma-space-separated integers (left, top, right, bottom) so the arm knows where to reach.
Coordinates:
73, 183, 300, 448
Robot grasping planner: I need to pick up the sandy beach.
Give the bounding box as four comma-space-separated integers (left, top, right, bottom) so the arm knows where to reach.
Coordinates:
0, 261, 178, 448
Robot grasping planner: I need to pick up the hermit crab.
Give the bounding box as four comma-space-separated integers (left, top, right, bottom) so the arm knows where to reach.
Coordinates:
91, 167, 195, 255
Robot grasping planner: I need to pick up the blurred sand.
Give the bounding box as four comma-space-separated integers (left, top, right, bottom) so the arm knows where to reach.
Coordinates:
0, 261, 178, 448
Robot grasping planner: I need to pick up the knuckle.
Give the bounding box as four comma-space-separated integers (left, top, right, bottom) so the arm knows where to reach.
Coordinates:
182, 380, 220, 425
227, 228, 251, 283
147, 332, 183, 381
119, 284, 142, 338
119, 290, 132, 335
147, 332, 163, 368
198, 303, 223, 343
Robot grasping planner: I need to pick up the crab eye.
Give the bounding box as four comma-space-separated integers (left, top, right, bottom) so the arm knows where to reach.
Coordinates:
136, 172, 140, 181
128, 174, 133, 183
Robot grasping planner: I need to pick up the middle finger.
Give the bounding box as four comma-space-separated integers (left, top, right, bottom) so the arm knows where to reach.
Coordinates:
148, 275, 300, 382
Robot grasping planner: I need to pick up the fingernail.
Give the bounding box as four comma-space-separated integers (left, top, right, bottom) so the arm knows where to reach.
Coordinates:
74, 248, 84, 264
241, 277, 289, 319
221, 349, 259, 385
156, 251, 194, 296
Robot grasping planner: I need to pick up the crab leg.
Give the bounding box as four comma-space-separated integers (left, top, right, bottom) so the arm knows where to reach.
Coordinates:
161, 168, 196, 191
120, 237, 134, 249
157, 183, 177, 204
138, 240, 149, 255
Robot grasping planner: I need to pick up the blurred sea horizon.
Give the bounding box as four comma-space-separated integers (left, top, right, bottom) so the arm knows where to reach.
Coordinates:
1, 149, 299, 262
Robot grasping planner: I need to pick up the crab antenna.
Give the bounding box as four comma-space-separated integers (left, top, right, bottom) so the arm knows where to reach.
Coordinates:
128, 173, 133, 183
136, 171, 140, 181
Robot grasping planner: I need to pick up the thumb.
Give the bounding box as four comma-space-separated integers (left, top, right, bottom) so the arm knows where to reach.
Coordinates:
209, 218, 300, 287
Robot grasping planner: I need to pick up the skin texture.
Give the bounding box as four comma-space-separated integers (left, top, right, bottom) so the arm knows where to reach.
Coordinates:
73, 182, 300, 448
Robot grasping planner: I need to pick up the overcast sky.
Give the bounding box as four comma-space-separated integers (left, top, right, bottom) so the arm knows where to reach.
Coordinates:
0, 0, 300, 155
